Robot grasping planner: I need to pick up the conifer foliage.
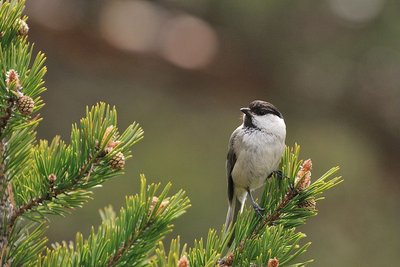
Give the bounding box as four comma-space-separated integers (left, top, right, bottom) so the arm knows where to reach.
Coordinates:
0, 1, 342, 266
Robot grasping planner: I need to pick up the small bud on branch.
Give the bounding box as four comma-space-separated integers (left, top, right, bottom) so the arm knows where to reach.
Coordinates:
5, 69, 21, 90
101, 126, 121, 154
149, 196, 170, 216
218, 253, 234, 266
17, 19, 29, 36
48, 174, 56, 183
178, 255, 189, 267
295, 159, 312, 191
267, 257, 279, 267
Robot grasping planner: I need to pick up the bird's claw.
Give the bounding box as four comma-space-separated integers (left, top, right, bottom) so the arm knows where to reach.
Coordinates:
275, 170, 283, 179
289, 183, 296, 192
269, 170, 284, 180
252, 203, 265, 217
247, 188, 265, 217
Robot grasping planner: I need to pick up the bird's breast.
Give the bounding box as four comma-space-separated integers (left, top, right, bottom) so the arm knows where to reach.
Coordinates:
231, 130, 285, 190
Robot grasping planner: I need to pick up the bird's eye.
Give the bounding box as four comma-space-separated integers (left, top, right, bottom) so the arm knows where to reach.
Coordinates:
258, 109, 267, 115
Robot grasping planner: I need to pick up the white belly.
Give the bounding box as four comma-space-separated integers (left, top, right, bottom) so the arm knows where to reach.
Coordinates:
231, 130, 284, 191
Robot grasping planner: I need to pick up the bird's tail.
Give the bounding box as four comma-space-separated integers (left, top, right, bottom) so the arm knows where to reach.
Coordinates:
225, 190, 246, 246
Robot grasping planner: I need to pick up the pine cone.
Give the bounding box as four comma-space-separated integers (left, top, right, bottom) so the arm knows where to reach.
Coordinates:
109, 152, 125, 169
298, 198, 316, 210
17, 95, 34, 115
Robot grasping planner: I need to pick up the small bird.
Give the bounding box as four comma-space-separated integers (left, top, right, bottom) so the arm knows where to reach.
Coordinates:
225, 100, 286, 237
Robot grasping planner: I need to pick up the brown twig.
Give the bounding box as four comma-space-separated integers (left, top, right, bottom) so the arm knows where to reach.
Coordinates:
236, 187, 298, 253
0, 139, 12, 258
257, 189, 297, 231
0, 98, 15, 136
107, 241, 132, 267
107, 222, 153, 266
234, 162, 312, 255
1, 98, 29, 243
9, 196, 47, 224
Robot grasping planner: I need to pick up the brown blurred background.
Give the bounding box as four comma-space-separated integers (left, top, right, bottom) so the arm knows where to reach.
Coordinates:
24, 0, 399, 266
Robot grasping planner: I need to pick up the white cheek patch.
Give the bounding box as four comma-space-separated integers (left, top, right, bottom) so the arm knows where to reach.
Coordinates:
252, 114, 286, 139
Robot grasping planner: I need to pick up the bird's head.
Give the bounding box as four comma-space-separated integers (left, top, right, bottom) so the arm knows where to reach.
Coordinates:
240, 100, 284, 131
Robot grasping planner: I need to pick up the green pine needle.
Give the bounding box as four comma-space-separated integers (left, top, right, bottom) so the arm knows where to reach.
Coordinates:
37, 175, 190, 267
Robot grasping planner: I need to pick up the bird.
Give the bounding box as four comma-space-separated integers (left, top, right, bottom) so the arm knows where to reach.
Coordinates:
224, 100, 286, 242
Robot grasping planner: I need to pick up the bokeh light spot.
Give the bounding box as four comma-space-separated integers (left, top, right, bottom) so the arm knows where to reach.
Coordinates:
26, 0, 84, 30
328, 0, 385, 24
99, 0, 162, 53
159, 15, 218, 69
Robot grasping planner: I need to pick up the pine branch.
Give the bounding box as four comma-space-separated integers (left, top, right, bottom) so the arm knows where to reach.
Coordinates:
9, 151, 102, 226
0, 98, 17, 245
149, 237, 187, 267
264, 189, 297, 226
6, 222, 47, 266
0, 140, 10, 256
229, 145, 342, 266
0, 1, 25, 48
9, 103, 143, 225
107, 221, 153, 266
150, 145, 342, 267
38, 176, 190, 267
242, 164, 311, 249
0, 4, 46, 258
236, 187, 298, 254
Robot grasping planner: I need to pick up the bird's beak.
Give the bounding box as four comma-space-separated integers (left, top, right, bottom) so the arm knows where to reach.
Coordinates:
240, 107, 251, 116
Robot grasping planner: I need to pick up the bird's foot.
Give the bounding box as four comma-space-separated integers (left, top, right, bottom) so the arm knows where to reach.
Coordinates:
288, 183, 296, 193
269, 170, 283, 179
252, 202, 265, 217
247, 187, 265, 217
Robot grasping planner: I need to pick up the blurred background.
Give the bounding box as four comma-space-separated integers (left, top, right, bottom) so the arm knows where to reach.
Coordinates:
24, 0, 399, 266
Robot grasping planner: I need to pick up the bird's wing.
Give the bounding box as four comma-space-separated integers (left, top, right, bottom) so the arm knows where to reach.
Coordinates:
226, 130, 239, 204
